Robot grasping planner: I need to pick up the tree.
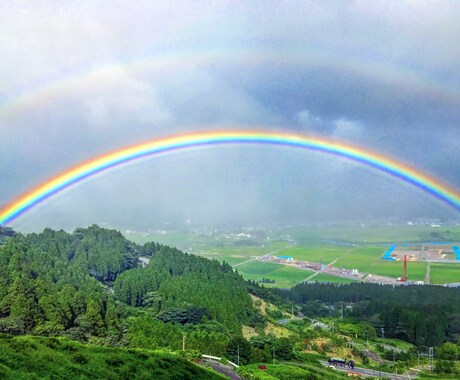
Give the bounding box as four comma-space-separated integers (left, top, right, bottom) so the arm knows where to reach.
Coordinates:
226, 336, 251, 365
437, 342, 460, 361
81, 300, 106, 336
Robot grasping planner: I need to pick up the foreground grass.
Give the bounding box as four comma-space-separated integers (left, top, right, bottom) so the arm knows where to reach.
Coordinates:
0, 335, 225, 380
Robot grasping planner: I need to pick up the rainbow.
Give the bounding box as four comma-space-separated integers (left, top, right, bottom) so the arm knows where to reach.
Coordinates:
1, 130, 460, 225
1, 46, 459, 122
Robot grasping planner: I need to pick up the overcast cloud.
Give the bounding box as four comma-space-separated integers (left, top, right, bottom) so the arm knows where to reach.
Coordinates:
1, 1, 459, 231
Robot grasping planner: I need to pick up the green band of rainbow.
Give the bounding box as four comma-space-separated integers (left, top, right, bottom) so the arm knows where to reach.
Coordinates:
1, 130, 459, 225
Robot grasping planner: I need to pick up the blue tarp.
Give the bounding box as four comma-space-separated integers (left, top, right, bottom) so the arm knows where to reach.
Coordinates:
383, 244, 397, 261
453, 246, 460, 260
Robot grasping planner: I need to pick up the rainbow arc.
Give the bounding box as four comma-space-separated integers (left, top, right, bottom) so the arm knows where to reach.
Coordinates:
1, 130, 459, 225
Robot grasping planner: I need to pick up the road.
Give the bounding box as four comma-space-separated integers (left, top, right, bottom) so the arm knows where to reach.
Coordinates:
425, 262, 430, 284
232, 257, 255, 268
320, 361, 415, 379
233, 244, 293, 268
203, 361, 242, 380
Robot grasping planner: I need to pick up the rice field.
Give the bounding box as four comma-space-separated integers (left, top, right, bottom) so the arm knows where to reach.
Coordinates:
369, 261, 427, 281
127, 225, 460, 287
429, 263, 460, 284
236, 262, 311, 288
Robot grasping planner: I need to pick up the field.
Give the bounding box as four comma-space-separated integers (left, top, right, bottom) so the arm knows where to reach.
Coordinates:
368, 261, 427, 281
284, 224, 460, 244
275, 246, 354, 263
126, 224, 460, 288
236, 262, 311, 288
429, 263, 460, 284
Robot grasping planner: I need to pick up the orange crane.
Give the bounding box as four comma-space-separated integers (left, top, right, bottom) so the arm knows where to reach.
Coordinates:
398, 255, 408, 282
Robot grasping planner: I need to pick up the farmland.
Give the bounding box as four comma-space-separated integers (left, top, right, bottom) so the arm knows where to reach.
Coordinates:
430, 263, 460, 284
126, 224, 460, 288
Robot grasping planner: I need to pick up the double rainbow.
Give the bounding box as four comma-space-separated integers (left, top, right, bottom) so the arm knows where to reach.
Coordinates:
1, 130, 459, 225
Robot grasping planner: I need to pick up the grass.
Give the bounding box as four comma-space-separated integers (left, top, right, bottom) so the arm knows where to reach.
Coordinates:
0, 335, 225, 380
237, 262, 283, 275
429, 263, 460, 284
237, 262, 313, 288
353, 337, 414, 353
275, 246, 350, 263
334, 246, 386, 272
372, 337, 414, 351
369, 261, 427, 281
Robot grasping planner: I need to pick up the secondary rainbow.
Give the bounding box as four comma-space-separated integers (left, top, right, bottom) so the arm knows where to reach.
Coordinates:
1, 130, 460, 225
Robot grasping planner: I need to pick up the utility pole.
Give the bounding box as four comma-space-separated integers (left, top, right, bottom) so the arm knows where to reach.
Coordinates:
393, 351, 396, 374
429, 347, 434, 372
340, 304, 344, 321
237, 345, 240, 366
182, 335, 186, 351
381, 327, 385, 339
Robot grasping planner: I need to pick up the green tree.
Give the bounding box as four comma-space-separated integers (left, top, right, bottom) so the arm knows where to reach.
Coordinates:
226, 336, 251, 365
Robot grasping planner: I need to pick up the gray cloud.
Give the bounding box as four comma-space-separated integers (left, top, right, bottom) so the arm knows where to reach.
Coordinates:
1, 1, 459, 230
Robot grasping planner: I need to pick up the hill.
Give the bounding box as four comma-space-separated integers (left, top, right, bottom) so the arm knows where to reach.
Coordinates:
0, 225, 256, 340
0, 334, 225, 379
1, 225, 460, 379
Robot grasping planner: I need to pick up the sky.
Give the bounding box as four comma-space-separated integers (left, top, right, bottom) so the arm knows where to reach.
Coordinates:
1, 1, 460, 231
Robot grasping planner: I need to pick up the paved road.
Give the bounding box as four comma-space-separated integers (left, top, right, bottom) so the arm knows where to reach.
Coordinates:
278, 316, 303, 325
232, 257, 255, 268
200, 360, 242, 380
425, 262, 430, 284
320, 361, 415, 379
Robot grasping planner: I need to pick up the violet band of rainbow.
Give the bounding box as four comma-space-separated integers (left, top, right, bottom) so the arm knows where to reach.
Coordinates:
1, 130, 460, 225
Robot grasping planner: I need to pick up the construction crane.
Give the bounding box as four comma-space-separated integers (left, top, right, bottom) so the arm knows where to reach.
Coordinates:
398, 255, 408, 282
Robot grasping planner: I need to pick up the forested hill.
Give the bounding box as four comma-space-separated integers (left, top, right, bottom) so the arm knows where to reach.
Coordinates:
283, 282, 460, 347
0, 225, 256, 340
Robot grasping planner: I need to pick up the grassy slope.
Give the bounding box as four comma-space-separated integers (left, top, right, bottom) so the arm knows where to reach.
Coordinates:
0, 335, 225, 380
